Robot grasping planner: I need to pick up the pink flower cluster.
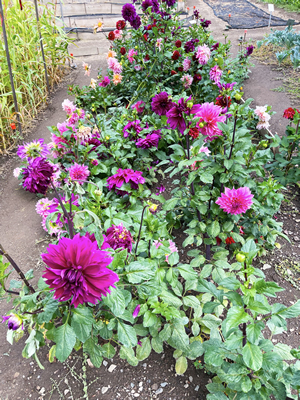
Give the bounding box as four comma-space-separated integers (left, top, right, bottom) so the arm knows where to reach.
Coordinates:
107, 57, 122, 74
181, 74, 193, 89
195, 44, 211, 65
195, 102, 226, 141
254, 106, 271, 130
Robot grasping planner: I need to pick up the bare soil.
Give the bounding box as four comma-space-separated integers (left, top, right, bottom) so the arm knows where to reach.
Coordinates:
0, 1, 300, 399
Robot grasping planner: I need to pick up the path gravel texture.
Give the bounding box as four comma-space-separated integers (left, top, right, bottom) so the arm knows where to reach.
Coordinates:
0, 1, 299, 399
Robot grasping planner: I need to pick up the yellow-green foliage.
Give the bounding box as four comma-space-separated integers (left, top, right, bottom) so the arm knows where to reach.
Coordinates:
0, 0, 71, 151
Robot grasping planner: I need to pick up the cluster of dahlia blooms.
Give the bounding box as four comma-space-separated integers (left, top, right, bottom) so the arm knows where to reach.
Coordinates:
42, 234, 119, 308
254, 105, 271, 130
122, 3, 141, 29
107, 168, 145, 195
216, 187, 253, 215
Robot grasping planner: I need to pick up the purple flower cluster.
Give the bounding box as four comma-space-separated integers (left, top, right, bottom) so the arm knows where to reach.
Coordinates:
166, 97, 201, 134
22, 157, 54, 195
151, 92, 174, 116
106, 223, 133, 252
136, 130, 161, 149
122, 3, 141, 29
123, 120, 143, 138
107, 168, 145, 195
17, 138, 49, 160
42, 234, 119, 308
184, 39, 199, 53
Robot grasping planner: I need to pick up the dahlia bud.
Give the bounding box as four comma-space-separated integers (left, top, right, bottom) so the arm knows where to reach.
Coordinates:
2, 313, 23, 331
187, 100, 193, 109
259, 140, 268, 148
236, 253, 245, 263
149, 203, 158, 214
199, 122, 205, 128
94, 189, 102, 199
235, 93, 242, 101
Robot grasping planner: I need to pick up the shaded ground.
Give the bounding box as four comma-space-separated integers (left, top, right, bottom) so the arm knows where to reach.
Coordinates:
0, 0, 300, 399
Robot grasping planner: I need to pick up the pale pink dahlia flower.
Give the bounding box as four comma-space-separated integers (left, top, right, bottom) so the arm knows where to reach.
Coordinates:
195, 44, 211, 65
62, 99, 76, 115
114, 29, 123, 39
209, 65, 223, 84
183, 57, 191, 71
181, 74, 193, 89
127, 48, 137, 63
68, 163, 90, 184
107, 57, 122, 74
254, 105, 271, 130
216, 187, 254, 215
113, 74, 122, 85
156, 38, 163, 51
195, 102, 226, 141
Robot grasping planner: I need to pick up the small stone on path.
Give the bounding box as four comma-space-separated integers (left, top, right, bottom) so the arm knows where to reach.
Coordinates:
108, 364, 116, 372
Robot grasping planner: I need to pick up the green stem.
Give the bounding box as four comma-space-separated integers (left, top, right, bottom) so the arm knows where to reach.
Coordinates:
134, 205, 148, 258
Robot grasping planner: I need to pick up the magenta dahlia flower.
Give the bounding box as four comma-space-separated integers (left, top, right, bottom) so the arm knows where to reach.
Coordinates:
136, 130, 161, 149
17, 138, 50, 160
2, 314, 23, 331
42, 234, 119, 308
195, 102, 226, 141
99, 76, 111, 87
107, 168, 145, 195
106, 223, 133, 252
166, 97, 201, 134
133, 304, 140, 318
22, 157, 54, 194
209, 65, 223, 84
123, 120, 142, 138
68, 163, 90, 184
216, 187, 254, 215
131, 100, 145, 114
151, 92, 174, 116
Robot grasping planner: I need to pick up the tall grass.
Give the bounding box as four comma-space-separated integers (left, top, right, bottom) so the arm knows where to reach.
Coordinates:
0, 0, 71, 152
261, 0, 300, 12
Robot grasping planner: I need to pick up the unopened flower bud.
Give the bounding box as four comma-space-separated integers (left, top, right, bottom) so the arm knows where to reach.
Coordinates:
105, 135, 110, 140
2, 313, 23, 331
187, 100, 193, 109
94, 189, 102, 199
236, 253, 246, 263
235, 93, 242, 101
259, 140, 268, 148
149, 203, 158, 214
199, 122, 205, 128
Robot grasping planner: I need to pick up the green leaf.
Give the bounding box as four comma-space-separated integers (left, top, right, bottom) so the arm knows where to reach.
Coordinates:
241, 376, 252, 393
277, 299, 300, 318
200, 172, 213, 183
83, 337, 103, 368
187, 340, 204, 359
71, 306, 94, 343
125, 261, 155, 283
246, 322, 264, 344
103, 287, 126, 317
175, 356, 188, 375
274, 343, 295, 360
225, 306, 251, 331
242, 342, 262, 371
54, 323, 76, 362
143, 311, 158, 327
207, 221, 220, 238
136, 337, 151, 361
183, 295, 200, 309
218, 277, 240, 290
163, 198, 179, 211
101, 343, 116, 359
159, 324, 172, 341
169, 322, 189, 352
177, 264, 198, 280
201, 314, 222, 330
160, 290, 182, 307
119, 346, 138, 366
37, 299, 59, 324
117, 321, 137, 348
222, 221, 234, 232
151, 336, 164, 353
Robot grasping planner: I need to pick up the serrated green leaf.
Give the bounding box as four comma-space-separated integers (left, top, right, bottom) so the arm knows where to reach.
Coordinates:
152, 336, 164, 353
54, 323, 76, 362
101, 343, 116, 359
117, 321, 137, 347
83, 337, 103, 368
183, 295, 200, 309
119, 346, 138, 366
103, 288, 126, 317
71, 306, 94, 343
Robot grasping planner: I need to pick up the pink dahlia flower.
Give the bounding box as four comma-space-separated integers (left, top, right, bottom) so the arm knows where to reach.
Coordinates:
165, 240, 178, 264
195, 44, 211, 65
195, 102, 226, 141
17, 138, 49, 160
216, 187, 254, 215
127, 48, 137, 63
209, 65, 223, 84
107, 168, 145, 195
36, 197, 58, 218
254, 106, 270, 123
106, 223, 133, 252
42, 234, 119, 308
183, 57, 191, 71
123, 120, 142, 138
156, 38, 163, 51
100, 76, 111, 87
68, 163, 90, 184
22, 157, 54, 194
107, 57, 122, 74
181, 74, 193, 89
113, 74, 122, 85
114, 29, 123, 39
62, 99, 76, 115
131, 100, 145, 114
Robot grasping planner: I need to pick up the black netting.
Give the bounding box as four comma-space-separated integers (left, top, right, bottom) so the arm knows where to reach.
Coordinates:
202, 0, 298, 29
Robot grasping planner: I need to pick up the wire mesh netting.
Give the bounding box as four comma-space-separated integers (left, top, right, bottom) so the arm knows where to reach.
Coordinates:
202, 0, 298, 29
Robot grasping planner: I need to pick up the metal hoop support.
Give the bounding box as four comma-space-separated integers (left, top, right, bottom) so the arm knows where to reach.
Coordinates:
0, 0, 22, 135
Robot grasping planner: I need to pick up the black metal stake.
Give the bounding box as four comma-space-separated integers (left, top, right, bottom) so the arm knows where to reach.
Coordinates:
0, 0, 22, 136
33, 0, 50, 94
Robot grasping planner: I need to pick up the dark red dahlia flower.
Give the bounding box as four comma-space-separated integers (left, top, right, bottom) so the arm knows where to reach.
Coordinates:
172, 50, 180, 60
216, 95, 231, 108
175, 40, 182, 48
106, 224, 133, 252
171, 70, 177, 75
178, 66, 184, 72
225, 236, 235, 245
108, 31, 115, 40
145, 54, 150, 61
283, 107, 296, 120
120, 47, 126, 55
193, 73, 202, 82
42, 234, 119, 308
116, 20, 126, 30
22, 157, 54, 195
189, 127, 199, 139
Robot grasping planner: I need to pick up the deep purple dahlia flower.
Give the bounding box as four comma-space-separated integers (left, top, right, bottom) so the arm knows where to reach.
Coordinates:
123, 120, 143, 138
166, 98, 201, 134
131, 15, 141, 29
106, 223, 133, 252
163, 0, 176, 7
42, 234, 119, 308
136, 130, 161, 149
2, 314, 23, 331
122, 3, 137, 23
107, 168, 145, 195
151, 92, 174, 116
22, 157, 54, 195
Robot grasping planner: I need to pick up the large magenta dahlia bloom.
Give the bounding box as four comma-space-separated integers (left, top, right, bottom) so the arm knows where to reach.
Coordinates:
195, 102, 226, 141
106, 224, 133, 252
107, 168, 145, 195
42, 234, 119, 308
22, 157, 54, 194
136, 130, 161, 149
216, 187, 254, 215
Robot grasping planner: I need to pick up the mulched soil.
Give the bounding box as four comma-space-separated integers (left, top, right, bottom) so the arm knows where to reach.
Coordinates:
0, 1, 300, 399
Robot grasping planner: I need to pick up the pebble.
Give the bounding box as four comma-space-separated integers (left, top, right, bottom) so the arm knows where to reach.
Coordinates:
64, 389, 69, 395
103, 360, 108, 367
195, 385, 199, 392
155, 388, 163, 395
14, 373, 19, 378
294, 236, 300, 241
133, 394, 140, 398
161, 382, 168, 387
108, 364, 117, 373
184, 384, 189, 388
139, 382, 143, 387
102, 387, 109, 394
262, 264, 272, 270
151, 384, 158, 390
189, 376, 193, 383
142, 363, 147, 368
